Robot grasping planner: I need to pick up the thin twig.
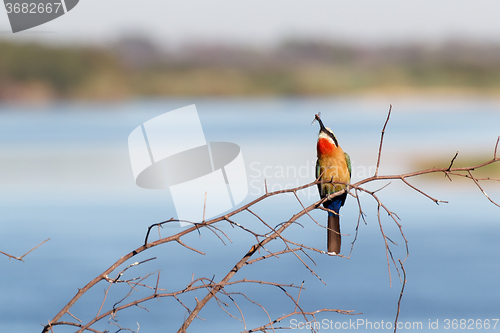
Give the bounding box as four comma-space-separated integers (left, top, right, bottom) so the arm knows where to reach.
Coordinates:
203, 191, 207, 222
177, 239, 206, 255
467, 170, 500, 208
375, 104, 392, 177
0, 238, 50, 262
400, 177, 447, 204
394, 259, 407, 333
66, 311, 82, 323
447, 151, 459, 171
495, 136, 499, 159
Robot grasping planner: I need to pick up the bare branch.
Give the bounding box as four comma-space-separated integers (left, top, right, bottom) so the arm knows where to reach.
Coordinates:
245, 248, 302, 265
1, 238, 50, 262
41, 107, 499, 333
203, 191, 207, 222
467, 170, 500, 208
495, 136, 499, 159
176, 239, 206, 255
375, 104, 392, 177
45, 321, 103, 333
394, 259, 407, 333
245, 309, 359, 333
400, 177, 447, 205
66, 311, 81, 323
447, 151, 459, 171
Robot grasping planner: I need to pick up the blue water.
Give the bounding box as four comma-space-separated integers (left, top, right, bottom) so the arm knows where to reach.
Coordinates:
1, 98, 499, 332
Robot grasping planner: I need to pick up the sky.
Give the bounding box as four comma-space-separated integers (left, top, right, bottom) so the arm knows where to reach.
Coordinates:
2, 0, 500, 47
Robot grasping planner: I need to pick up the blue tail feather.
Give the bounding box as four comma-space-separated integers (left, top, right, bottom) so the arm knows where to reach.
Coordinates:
327, 197, 343, 217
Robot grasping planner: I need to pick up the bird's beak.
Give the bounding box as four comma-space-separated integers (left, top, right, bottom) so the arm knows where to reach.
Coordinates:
315, 114, 328, 133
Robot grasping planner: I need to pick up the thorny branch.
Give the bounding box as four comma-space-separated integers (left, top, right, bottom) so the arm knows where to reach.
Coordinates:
42, 107, 499, 333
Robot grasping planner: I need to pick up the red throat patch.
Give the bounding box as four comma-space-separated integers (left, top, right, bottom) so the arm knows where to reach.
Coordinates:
317, 138, 336, 156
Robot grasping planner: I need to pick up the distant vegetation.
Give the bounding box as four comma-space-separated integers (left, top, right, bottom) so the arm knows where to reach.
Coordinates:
414, 155, 500, 180
2, 38, 500, 101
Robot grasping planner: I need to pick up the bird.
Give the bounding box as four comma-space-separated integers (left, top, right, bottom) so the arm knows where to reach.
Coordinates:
314, 114, 351, 256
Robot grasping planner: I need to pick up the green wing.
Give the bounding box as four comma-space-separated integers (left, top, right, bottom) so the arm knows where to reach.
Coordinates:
344, 152, 352, 179
315, 159, 327, 198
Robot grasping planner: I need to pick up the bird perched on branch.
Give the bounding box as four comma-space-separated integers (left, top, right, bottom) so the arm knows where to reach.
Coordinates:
314, 114, 351, 255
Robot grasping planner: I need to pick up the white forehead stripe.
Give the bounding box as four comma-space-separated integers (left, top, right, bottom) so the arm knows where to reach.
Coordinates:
319, 131, 335, 142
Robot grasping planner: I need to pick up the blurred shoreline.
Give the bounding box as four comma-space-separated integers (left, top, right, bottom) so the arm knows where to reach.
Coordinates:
3, 38, 500, 103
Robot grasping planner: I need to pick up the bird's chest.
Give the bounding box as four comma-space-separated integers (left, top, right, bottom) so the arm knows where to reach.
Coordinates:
317, 151, 350, 193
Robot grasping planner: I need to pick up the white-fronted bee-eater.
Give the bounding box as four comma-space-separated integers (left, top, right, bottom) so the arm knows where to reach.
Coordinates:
315, 114, 351, 255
